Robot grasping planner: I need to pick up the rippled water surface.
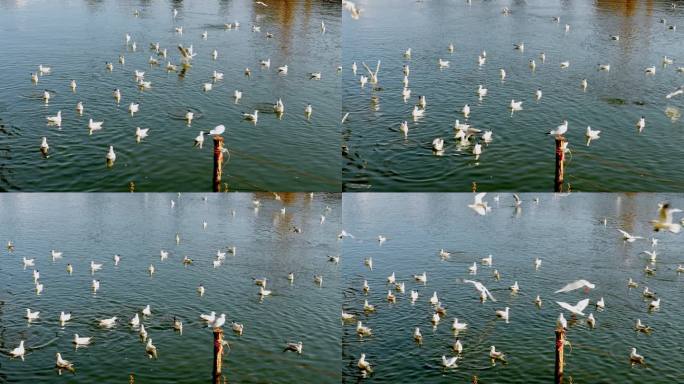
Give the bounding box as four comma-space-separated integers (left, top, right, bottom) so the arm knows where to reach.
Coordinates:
342, 0, 684, 191
0, 192, 340, 383
342, 193, 684, 383
0, 0, 341, 191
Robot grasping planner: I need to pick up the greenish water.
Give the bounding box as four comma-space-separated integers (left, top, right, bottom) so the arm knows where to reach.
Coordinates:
342, 0, 684, 191
342, 193, 684, 383
0, 192, 341, 383
0, 0, 341, 191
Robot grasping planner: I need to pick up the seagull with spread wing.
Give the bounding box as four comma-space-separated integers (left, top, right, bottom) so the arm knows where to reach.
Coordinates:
650, 202, 682, 233
555, 279, 595, 293
463, 280, 496, 302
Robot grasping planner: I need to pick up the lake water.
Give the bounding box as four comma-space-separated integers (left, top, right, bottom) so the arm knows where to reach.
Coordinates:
342, 193, 684, 383
342, 0, 684, 192
0, 0, 341, 192
0, 192, 341, 383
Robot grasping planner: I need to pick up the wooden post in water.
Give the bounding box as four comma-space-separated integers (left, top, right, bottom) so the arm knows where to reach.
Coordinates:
213, 328, 224, 384
213, 136, 224, 192
554, 137, 566, 192
555, 327, 565, 384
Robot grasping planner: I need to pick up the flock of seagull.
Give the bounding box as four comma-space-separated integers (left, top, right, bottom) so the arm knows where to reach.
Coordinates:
342, 194, 684, 379
3, 193, 336, 376
34, 3, 330, 168
344, 1, 683, 164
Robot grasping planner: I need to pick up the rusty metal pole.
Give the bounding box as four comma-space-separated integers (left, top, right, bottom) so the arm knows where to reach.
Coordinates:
213, 329, 224, 384
554, 137, 565, 192
213, 136, 224, 192
555, 327, 565, 384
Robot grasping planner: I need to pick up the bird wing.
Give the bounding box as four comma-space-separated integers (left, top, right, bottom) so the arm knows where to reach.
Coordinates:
556, 301, 576, 313
555, 280, 585, 293
617, 229, 632, 238
211, 125, 226, 135
474, 192, 487, 205
178, 45, 190, 59
574, 298, 590, 314
513, 194, 521, 204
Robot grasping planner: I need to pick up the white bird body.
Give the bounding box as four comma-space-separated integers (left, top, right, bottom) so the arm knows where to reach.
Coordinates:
649, 298, 660, 310
618, 229, 643, 242
10, 340, 25, 360
194, 131, 205, 148
555, 279, 595, 293
259, 286, 272, 296
46, 111, 62, 126
99, 316, 117, 328
129, 103, 139, 115
232, 322, 244, 335
549, 120, 568, 137
59, 311, 71, 325
462, 104, 471, 118
650, 203, 682, 233
557, 313, 568, 329
73, 334, 92, 346
23, 257, 35, 268
468, 192, 491, 216
243, 110, 259, 124
40, 137, 49, 155
451, 318, 468, 331
106, 146, 116, 163
587, 313, 596, 328
477, 85, 488, 99
146, 338, 157, 358
442, 355, 458, 368
358, 353, 372, 373
201, 311, 216, 323
56, 353, 73, 370
135, 127, 149, 142
410, 290, 419, 303
556, 298, 590, 316
490, 346, 505, 361
473, 143, 482, 160
463, 280, 496, 302
88, 119, 104, 133
25, 308, 40, 321
210, 313, 226, 329
630, 348, 645, 364
495, 307, 510, 323
400, 121, 408, 138
453, 339, 463, 354
432, 138, 444, 152
356, 321, 372, 336
585, 126, 600, 145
